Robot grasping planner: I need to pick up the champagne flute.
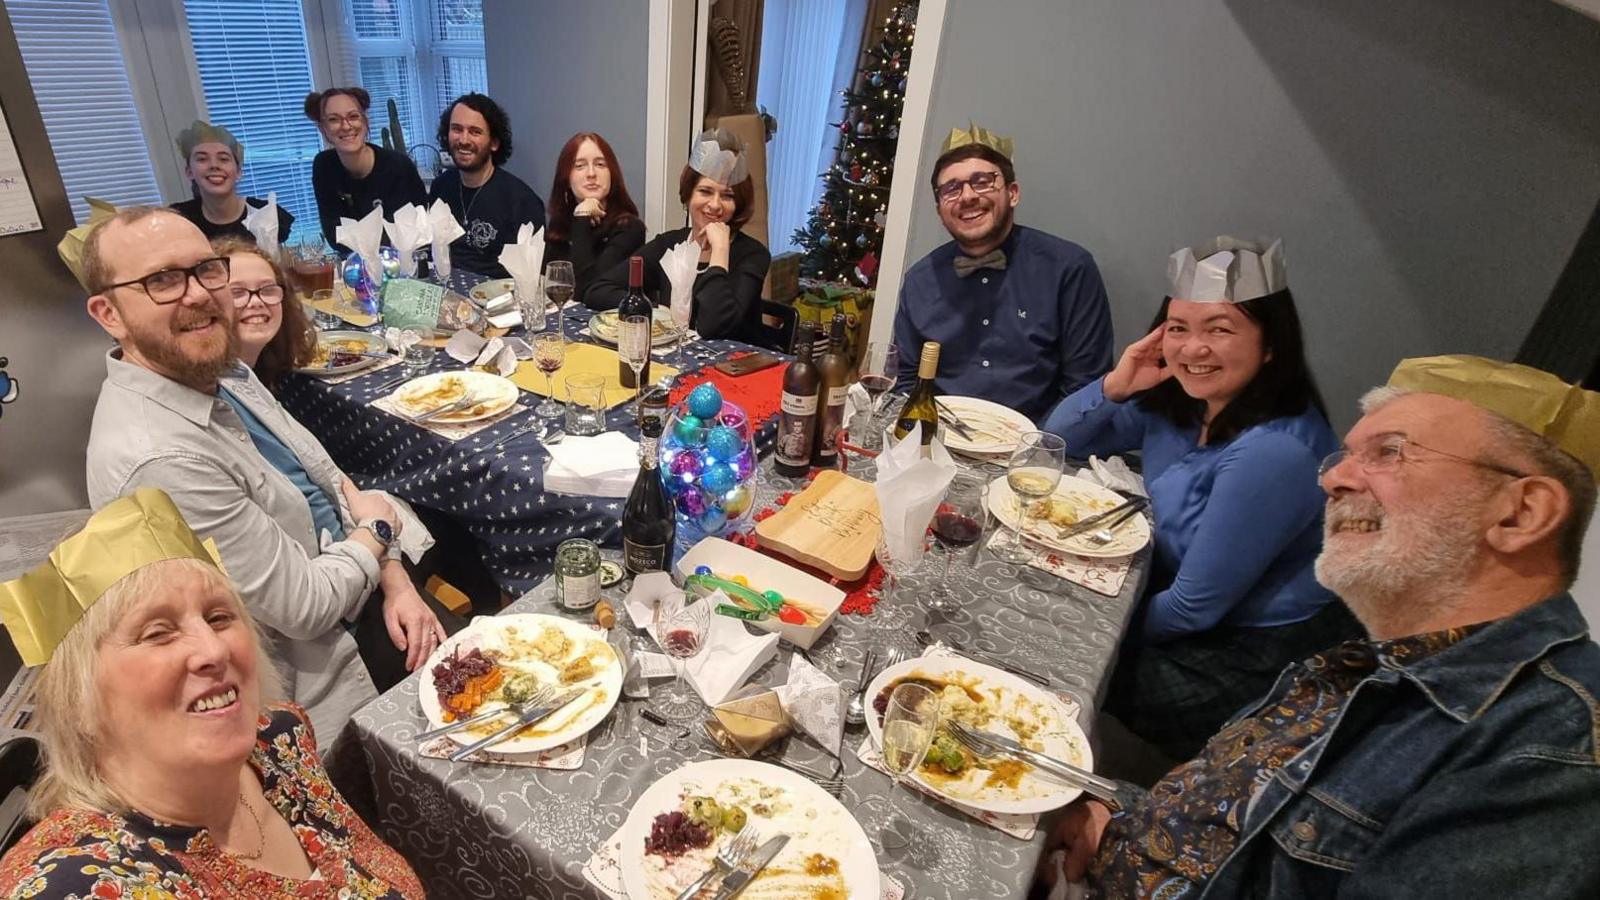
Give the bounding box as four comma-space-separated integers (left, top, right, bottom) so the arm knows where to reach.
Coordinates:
544, 260, 575, 338
928, 473, 987, 613
856, 341, 900, 452
618, 314, 651, 417
532, 332, 566, 419
877, 682, 940, 849
873, 529, 927, 636
655, 597, 711, 724
997, 431, 1066, 564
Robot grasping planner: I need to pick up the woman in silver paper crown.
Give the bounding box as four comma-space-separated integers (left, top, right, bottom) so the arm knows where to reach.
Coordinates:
1043, 237, 1359, 762
168, 120, 294, 246
586, 128, 773, 344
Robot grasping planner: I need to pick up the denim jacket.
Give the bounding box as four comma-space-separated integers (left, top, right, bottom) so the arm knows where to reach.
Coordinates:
1176, 594, 1600, 898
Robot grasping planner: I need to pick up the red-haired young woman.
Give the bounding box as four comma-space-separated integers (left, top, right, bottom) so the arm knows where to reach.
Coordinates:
543, 132, 645, 304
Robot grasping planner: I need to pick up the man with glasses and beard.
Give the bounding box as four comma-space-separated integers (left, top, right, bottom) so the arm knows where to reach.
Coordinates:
80, 207, 449, 742
1042, 355, 1600, 899
891, 123, 1112, 423
428, 92, 545, 279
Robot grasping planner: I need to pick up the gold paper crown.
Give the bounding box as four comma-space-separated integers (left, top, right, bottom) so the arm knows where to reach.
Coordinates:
175, 120, 244, 165
1388, 355, 1600, 479
939, 121, 1014, 161
0, 489, 224, 667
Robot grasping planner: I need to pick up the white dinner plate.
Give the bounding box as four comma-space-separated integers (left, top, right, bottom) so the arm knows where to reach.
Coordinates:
418, 613, 622, 754
392, 370, 518, 424
620, 759, 879, 900
467, 278, 518, 312
938, 395, 1033, 455
865, 654, 1091, 815
588, 308, 676, 347
297, 330, 387, 376
987, 472, 1152, 558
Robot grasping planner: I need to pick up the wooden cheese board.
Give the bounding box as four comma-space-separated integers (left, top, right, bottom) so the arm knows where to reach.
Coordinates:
754, 470, 882, 580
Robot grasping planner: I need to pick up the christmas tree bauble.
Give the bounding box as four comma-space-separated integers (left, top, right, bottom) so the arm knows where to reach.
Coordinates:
857, 121, 874, 135
869, 72, 883, 87
888, 125, 900, 139
856, 233, 871, 248
819, 234, 833, 247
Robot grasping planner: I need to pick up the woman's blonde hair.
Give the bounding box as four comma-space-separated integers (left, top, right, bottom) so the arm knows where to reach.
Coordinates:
29, 557, 283, 818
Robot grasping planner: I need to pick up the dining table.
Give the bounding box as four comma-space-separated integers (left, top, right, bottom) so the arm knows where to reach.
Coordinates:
325, 449, 1152, 900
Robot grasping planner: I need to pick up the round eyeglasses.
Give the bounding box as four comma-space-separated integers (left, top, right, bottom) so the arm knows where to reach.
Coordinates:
934, 170, 1004, 204
1318, 434, 1528, 481
229, 284, 286, 307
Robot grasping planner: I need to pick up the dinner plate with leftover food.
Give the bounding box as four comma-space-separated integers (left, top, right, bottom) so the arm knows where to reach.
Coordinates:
392, 371, 519, 424
418, 613, 622, 754
298, 330, 387, 376
467, 278, 519, 313
987, 472, 1151, 558
938, 395, 1033, 456
865, 654, 1092, 815
588, 308, 677, 347
621, 758, 878, 900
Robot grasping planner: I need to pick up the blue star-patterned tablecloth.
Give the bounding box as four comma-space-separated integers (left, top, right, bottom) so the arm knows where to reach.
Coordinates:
278, 270, 777, 594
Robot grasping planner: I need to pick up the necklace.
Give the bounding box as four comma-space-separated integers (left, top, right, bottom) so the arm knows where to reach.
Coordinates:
229, 791, 266, 860
458, 168, 493, 222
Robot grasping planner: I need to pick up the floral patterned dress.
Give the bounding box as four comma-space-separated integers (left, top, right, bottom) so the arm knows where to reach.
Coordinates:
0, 703, 423, 898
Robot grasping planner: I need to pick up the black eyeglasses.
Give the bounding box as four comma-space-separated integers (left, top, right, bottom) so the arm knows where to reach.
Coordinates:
228, 284, 285, 307
104, 257, 231, 304
934, 170, 1004, 204
322, 113, 365, 129
1318, 434, 1529, 481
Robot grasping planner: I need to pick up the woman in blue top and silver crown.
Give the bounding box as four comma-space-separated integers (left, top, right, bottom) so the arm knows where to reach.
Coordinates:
1042, 237, 1360, 762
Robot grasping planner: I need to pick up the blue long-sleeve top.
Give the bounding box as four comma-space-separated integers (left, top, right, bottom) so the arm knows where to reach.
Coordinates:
1042, 377, 1339, 643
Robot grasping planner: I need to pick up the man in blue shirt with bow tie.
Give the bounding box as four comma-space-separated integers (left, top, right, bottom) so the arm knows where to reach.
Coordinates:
892, 124, 1113, 423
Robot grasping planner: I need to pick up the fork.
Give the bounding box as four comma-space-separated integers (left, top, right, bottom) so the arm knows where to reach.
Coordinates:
1083, 502, 1149, 547
414, 684, 560, 741
944, 720, 1122, 807
412, 393, 476, 423
675, 823, 759, 900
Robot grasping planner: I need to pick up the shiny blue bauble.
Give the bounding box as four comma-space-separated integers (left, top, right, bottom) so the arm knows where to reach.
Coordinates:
701, 462, 735, 495
706, 426, 742, 462
687, 383, 724, 420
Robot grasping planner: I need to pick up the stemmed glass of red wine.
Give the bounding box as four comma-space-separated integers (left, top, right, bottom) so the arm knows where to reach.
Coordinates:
928, 473, 987, 613
654, 597, 711, 724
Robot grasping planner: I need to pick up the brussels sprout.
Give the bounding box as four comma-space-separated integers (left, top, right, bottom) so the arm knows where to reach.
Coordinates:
719, 805, 747, 833
682, 796, 722, 828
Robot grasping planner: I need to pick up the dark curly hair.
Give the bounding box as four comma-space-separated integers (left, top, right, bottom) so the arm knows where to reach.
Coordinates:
437, 93, 512, 166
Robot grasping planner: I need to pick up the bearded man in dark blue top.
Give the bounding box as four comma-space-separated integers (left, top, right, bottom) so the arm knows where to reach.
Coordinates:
892, 123, 1112, 423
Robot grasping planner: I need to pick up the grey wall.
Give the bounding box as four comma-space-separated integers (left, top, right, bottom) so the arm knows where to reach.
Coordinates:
905, 0, 1600, 432
482, 0, 651, 214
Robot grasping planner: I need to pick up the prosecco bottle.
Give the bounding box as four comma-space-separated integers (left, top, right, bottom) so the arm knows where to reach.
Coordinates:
893, 341, 941, 447
811, 313, 850, 467
618, 255, 651, 389
622, 418, 674, 575
775, 324, 821, 477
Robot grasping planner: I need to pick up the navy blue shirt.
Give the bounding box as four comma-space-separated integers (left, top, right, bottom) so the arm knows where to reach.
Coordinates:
892, 225, 1114, 422
428, 166, 545, 280
218, 387, 345, 542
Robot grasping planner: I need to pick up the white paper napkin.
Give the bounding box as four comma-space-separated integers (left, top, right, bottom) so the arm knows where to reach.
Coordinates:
843, 382, 873, 428
660, 239, 700, 331
242, 192, 281, 258
774, 652, 844, 756
623, 571, 678, 631
662, 595, 778, 706
444, 329, 488, 363
383, 203, 431, 277
426, 198, 466, 278
382, 327, 424, 353
498, 223, 546, 309
873, 423, 957, 561
543, 433, 642, 498
335, 206, 386, 284
1076, 455, 1146, 497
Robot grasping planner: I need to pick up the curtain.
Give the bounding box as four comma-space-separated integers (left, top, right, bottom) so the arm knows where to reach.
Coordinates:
757, 0, 867, 256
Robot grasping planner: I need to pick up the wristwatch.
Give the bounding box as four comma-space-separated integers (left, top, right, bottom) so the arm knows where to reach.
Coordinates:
356, 517, 395, 547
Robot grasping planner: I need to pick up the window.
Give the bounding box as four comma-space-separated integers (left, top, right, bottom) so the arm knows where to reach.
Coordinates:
9, 0, 163, 223
183, 0, 323, 242
344, 0, 485, 159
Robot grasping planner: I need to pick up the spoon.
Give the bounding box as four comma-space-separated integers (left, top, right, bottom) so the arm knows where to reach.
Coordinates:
844, 648, 879, 727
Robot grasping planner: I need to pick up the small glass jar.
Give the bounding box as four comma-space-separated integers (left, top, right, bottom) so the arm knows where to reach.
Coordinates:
554, 538, 602, 611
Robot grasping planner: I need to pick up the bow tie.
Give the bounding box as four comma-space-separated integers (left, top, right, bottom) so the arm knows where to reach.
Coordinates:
954, 249, 1007, 278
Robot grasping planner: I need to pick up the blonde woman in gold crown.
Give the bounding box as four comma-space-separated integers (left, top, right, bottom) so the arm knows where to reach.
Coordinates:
0, 490, 423, 897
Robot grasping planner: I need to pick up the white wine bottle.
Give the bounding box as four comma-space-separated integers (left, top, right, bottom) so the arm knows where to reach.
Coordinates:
893, 341, 941, 447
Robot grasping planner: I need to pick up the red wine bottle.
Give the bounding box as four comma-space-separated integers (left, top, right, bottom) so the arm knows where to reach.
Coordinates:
775, 324, 820, 477
618, 255, 651, 389
811, 313, 850, 467
622, 418, 674, 575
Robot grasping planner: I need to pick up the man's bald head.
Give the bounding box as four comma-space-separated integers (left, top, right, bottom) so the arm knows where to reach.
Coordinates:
81, 207, 200, 296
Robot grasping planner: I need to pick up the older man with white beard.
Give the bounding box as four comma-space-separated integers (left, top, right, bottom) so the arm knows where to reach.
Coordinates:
1042, 355, 1600, 899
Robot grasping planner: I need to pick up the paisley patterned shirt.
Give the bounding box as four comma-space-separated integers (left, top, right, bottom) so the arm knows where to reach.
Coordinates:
1090, 626, 1484, 898
0, 704, 423, 899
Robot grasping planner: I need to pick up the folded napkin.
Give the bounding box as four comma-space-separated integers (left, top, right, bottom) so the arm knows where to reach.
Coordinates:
623, 571, 678, 630
498, 222, 546, 309
774, 652, 845, 756
242, 193, 281, 258
383, 327, 425, 353
874, 424, 957, 563
1077, 455, 1146, 497
383, 203, 431, 277
335, 207, 386, 284
660, 239, 700, 331
426, 198, 466, 278
544, 432, 641, 498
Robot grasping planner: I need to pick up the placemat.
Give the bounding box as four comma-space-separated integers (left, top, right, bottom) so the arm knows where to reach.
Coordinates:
987, 530, 1133, 597
668, 352, 786, 429
510, 342, 679, 409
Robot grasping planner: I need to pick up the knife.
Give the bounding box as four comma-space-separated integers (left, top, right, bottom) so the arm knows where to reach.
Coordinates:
447, 687, 584, 761
959, 723, 1122, 806
947, 640, 1051, 686
712, 834, 790, 900
933, 398, 976, 440
1056, 496, 1148, 539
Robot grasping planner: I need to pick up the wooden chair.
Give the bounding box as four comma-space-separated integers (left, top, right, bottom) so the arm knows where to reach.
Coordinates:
757, 300, 798, 353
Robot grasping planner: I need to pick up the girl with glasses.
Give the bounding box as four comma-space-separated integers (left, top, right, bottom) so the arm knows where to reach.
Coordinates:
213, 239, 315, 391
304, 87, 427, 254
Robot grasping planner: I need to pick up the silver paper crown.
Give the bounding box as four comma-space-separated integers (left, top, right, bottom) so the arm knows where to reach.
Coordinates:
687, 128, 750, 186
1167, 236, 1288, 303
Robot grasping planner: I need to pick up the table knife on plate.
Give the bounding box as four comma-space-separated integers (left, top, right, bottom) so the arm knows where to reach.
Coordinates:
712, 834, 790, 900
447, 687, 585, 761
962, 724, 1121, 804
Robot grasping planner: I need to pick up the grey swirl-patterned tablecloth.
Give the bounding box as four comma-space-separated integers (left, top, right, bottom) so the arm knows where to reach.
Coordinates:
331, 462, 1149, 899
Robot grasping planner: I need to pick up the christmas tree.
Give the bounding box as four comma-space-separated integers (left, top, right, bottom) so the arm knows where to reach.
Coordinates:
791, 2, 918, 288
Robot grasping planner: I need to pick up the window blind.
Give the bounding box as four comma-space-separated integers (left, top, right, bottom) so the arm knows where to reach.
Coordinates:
8, 0, 163, 223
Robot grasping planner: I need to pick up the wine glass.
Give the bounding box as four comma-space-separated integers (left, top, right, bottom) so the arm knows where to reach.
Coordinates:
655, 598, 711, 724
928, 473, 988, 613
544, 260, 575, 338
618, 314, 651, 417
876, 682, 940, 849
872, 529, 928, 638
856, 341, 900, 452
532, 332, 566, 419
996, 431, 1066, 564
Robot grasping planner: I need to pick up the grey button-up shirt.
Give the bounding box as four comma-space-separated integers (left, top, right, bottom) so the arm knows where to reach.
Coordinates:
86, 352, 433, 741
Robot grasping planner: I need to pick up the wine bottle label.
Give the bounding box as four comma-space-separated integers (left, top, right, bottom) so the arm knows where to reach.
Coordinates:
825, 385, 848, 406
624, 539, 669, 575
780, 391, 818, 415
776, 412, 815, 467
558, 572, 601, 610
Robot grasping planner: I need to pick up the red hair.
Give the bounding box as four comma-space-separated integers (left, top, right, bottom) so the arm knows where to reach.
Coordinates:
546, 132, 639, 242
